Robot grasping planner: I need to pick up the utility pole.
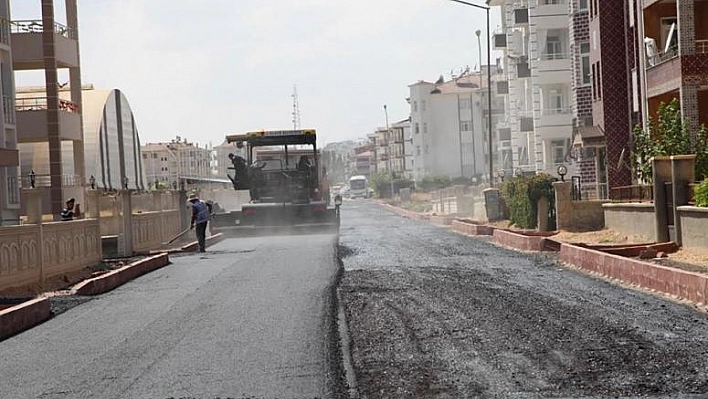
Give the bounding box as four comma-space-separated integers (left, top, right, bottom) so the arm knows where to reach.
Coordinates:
292, 85, 301, 130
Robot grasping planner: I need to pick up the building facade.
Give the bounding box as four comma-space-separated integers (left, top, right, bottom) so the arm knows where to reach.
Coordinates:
408, 73, 490, 181
142, 137, 213, 189
19, 87, 147, 200
13, 0, 85, 218
0, 0, 19, 225
490, 0, 575, 178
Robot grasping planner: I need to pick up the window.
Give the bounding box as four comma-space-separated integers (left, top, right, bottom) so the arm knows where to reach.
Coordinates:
413, 101, 418, 112
460, 120, 472, 131
423, 123, 428, 134
416, 146, 421, 156
520, 117, 534, 132
551, 140, 565, 164
499, 128, 511, 141
459, 98, 471, 109
422, 100, 427, 111
424, 145, 429, 154
580, 42, 591, 85
548, 88, 563, 111
546, 35, 562, 59
579, 0, 588, 10
517, 62, 531, 78
415, 123, 420, 134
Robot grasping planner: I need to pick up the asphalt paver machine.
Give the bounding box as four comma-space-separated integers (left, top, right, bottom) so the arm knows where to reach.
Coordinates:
210, 129, 340, 235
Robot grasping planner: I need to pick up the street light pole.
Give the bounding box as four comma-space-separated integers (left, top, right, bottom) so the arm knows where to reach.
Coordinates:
446, 0, 494, 187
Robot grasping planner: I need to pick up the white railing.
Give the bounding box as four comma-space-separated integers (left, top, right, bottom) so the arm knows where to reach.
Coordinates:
17, 174, 82, 189
540, 52, 569, 60
10, 19, 76, 39
541, 107, 572, 115
3, 95, 14, 124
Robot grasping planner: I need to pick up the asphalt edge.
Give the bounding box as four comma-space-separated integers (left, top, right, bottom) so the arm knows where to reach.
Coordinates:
71, 253, 170, 296
0, 297, 51, 342
333, 244, 360, 399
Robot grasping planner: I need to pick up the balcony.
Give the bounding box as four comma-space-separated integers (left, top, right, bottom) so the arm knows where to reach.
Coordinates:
535, 53, 571, 84
11, 20, 79, 70
536, 107, 573, 137
16, 97, 82, 143
535, 1, 569, 29
0, 148, 19, 167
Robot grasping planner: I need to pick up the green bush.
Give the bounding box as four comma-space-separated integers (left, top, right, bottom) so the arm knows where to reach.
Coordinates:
632, 98, 708, 181
695, 179, 708, 207
499, 173, 557, 229
416, 176, 452, 192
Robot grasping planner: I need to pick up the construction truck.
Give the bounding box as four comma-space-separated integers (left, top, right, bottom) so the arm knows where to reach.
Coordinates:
210, 129, 340, 235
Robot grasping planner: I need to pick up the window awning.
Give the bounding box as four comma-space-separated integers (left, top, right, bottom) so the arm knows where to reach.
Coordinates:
573, 126, 605, 147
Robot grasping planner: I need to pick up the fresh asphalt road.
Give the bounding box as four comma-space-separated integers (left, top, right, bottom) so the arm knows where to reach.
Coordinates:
0, 234, 339, 399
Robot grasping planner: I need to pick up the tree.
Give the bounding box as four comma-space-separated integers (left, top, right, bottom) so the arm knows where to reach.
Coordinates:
631, 98, 708, 182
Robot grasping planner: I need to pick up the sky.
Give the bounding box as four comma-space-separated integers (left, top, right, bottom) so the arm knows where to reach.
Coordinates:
11, 0, 502, 147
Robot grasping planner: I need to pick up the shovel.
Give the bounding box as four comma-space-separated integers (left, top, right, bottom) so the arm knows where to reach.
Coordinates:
162, 228, 191, 246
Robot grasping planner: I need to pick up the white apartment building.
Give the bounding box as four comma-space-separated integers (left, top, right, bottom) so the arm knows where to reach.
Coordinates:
408, 73, 488, 182
0, 0, 18, 224
142, 136, 212, 189
490, 0, 575, 176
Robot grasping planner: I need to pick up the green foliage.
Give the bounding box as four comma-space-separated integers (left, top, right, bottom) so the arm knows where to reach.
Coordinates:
499, 173, 557, 229
694, 179, 708, 207
416, 176, 452, 192
368, 172, 391, 198
631, 98, 708, 182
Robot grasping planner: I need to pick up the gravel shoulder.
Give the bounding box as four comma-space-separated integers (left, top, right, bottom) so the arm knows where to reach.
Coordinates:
338, 200, 708, 398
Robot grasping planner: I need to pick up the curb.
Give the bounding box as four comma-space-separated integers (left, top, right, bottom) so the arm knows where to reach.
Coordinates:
560, 243, 708, 306
71, 253, 170, 296
451, 220, 495, 236
493, 229, 557, 252
0, 297, 51, 341
379, 203, 430, 222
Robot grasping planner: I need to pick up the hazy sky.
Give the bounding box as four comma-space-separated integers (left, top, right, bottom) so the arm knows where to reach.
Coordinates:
12, 0, 501, 147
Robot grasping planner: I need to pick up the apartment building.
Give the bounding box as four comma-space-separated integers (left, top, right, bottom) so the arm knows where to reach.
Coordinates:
0, 0, 18, 225
142, 137, 212, 189
638, 0, 708, 141
489, 0, 575, 177
389, 119, 411, 178
408, 73, 490, 181
12, 0, 85, 218
350, 141, 374, 178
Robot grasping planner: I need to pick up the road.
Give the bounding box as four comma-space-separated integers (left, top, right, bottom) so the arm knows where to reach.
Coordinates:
338, 200, 708, 398
0, 234, 341, 399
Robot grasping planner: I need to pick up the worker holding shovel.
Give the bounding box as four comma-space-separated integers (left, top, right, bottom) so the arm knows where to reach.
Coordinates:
188, 192, 211, 253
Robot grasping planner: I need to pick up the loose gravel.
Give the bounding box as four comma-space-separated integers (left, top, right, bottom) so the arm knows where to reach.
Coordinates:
338, 200, 708, 398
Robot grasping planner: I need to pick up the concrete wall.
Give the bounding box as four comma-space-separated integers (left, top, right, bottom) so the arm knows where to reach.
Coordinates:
0, 219, 102, 292
678, 206, 708, 253
554, 181, 607, 231
602, 203, 656, 242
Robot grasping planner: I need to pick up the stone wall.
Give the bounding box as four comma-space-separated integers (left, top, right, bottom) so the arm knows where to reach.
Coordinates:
554, 181, 607, 231
0, 219, 102, 292
132, 210, 181, 253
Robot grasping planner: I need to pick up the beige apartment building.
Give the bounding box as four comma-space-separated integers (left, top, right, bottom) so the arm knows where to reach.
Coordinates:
142, 137, 213, 190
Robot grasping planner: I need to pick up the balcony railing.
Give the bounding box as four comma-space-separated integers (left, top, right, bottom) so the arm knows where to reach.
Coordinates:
16, 97, 79, 113
10, 19, 76, 39
17, 174, 82, 189
541, 107, 572, 115
3, 95, 14, 124
540, 52, 569, 60
697, 40, 708, 55
610, 184, 653, 202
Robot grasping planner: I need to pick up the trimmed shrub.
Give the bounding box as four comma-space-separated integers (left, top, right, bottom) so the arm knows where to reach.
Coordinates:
695, 179, 708, 207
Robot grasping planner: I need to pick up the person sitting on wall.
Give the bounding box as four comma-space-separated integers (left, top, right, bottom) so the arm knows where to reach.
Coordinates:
60, 198, 80, 221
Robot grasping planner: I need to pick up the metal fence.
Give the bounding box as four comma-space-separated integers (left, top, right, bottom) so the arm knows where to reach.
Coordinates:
610, 184, 654, 202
